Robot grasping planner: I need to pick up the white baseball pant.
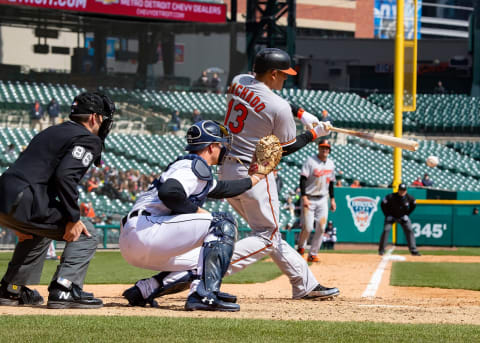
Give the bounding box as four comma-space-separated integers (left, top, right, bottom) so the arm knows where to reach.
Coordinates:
219, 159, 318, 299
297, 196, 329, 256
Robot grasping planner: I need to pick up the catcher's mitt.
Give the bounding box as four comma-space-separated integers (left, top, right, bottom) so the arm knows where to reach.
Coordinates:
253, 135, 283, 175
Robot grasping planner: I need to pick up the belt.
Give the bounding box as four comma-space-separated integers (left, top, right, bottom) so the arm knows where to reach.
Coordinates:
121, 209, 152, 227
306, 194, 325, 199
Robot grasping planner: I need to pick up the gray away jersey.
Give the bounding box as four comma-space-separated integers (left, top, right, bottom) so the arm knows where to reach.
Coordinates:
300, 156, 336, 197
224, 74, 297, 161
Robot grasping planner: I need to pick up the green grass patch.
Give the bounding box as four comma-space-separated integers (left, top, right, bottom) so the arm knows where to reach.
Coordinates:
0, 251, 282, 285
0, 315, 479, 343
391, 262, 480, 291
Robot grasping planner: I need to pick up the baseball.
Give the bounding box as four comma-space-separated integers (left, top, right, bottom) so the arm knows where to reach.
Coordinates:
426, 155, 439, 168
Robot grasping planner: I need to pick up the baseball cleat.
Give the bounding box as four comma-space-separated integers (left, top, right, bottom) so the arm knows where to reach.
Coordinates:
216, 291, 237, 303
297, 247, 305, 257
184, 292, 240, 312
307, 255, 320, 262
0, 283, 43, 306
47, 284, 103, 309
411, 251, 422, 256
303, 284, 340, 300
123, 285, 148, 307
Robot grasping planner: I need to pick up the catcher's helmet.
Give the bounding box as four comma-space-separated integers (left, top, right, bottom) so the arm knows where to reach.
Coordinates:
185, 120, 231, 152
253, 48, 297, 75
318, 139, 331, 150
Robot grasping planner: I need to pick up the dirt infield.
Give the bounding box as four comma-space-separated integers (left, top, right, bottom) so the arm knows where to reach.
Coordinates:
2, 252, 480, 324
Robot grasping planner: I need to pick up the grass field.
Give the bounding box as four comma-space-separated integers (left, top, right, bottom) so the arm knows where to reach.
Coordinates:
391, 262, 480, 291
0, 251, 283, 285
0, 315, 479, 343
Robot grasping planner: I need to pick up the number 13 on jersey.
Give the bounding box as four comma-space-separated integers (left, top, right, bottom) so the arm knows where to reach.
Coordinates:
224, 99, 248, 134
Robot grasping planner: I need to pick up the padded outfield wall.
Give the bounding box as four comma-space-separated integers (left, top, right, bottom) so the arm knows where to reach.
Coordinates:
328, 187, 480, 247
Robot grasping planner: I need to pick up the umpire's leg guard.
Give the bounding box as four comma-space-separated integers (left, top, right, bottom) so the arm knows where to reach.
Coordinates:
185, 212, 239, 312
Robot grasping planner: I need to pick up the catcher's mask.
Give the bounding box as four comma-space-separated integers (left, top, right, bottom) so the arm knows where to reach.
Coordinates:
185, 120, 231, 164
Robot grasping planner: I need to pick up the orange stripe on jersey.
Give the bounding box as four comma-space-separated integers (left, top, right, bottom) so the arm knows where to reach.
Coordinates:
280, 137, 296, 146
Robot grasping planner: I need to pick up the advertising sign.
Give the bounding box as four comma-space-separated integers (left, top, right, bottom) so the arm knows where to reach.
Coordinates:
0, 0, 226, 23
374, 0, 422, 39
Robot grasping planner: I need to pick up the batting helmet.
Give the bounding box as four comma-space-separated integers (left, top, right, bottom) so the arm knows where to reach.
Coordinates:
185, 120, 231, 152
318, 139, 331, 150
253, 48, 297, 75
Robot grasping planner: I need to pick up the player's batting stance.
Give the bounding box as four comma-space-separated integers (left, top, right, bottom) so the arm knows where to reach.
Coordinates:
219, 48, 339, 300
120, 120, 265, 311
296, 139, 336, 262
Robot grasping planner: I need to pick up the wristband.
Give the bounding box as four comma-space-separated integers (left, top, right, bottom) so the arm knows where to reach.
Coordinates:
297, 108, 305, 119
310, 128, 318, 140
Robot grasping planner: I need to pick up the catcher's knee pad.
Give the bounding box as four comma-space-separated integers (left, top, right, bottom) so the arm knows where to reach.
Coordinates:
208, 212, 237, 245
197, 217, 237, 297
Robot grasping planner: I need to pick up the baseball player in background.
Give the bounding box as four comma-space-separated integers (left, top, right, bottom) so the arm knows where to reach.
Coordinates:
219, 48, 339, 300
296, 139, 336, 262
120, 120, 265, 311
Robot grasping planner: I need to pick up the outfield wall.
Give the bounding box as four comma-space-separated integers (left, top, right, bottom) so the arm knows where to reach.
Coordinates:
328, 188, 480, 247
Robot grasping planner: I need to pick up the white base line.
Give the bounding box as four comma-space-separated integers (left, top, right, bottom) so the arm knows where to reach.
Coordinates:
361, 247, 395, 298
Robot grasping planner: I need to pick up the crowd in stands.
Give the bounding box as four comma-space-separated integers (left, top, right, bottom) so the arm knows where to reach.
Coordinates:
80, 166, 158, 203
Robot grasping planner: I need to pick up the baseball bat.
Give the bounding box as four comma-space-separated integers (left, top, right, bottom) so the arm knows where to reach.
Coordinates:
329, 126, 419, 151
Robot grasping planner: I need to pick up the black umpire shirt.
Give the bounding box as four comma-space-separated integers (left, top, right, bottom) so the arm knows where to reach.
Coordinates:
0, 121, 102, 228
380, 192, 416, 219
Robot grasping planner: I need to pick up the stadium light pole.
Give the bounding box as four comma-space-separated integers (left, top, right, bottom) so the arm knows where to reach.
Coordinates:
392, 0, 406, 245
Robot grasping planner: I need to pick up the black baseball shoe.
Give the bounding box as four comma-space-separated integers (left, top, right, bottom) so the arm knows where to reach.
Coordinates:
216, 291, 237, 303
302, 284, 340, 300
0, 281, 43, 306
378, 251, 385, 256
47, 282, 102, 309
411, 251, 422, 256
185, 292, 240, 312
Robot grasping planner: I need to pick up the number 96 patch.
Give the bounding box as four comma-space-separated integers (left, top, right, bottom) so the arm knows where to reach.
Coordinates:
72, 146, 93, 167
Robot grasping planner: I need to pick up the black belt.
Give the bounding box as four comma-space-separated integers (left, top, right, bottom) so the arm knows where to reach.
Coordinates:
306, 194, 325, 199
121, 209, 152, 227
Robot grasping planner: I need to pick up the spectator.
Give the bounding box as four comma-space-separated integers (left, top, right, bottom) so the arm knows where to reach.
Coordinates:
191, 109, 203, 124
86, 176, 99, 193
412, 177, 423, 187
80, 202, 96, 218
350, 179, 361, 188
3, 143, 16, 159
46, 98, 60, 126
335, 179, 345, 187
210, 73, 221, 93
171, 110, 181, 132
434, 80, 446, 94
322, 221, 337, 250
197, 71, 209, 92
473, 208, 479, 215
422, 173, 434, 187
30, 100, 44, 131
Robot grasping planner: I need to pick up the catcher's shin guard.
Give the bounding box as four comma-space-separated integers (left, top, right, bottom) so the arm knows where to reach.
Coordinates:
196, 214, 237, 298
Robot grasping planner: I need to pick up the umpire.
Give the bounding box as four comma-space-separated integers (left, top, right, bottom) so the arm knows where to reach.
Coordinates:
378, 183, 421, 256
0, 92, 115, 309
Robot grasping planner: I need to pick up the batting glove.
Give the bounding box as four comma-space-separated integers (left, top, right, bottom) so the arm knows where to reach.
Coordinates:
298, 109, 320, 129
311, 121, 332, 139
